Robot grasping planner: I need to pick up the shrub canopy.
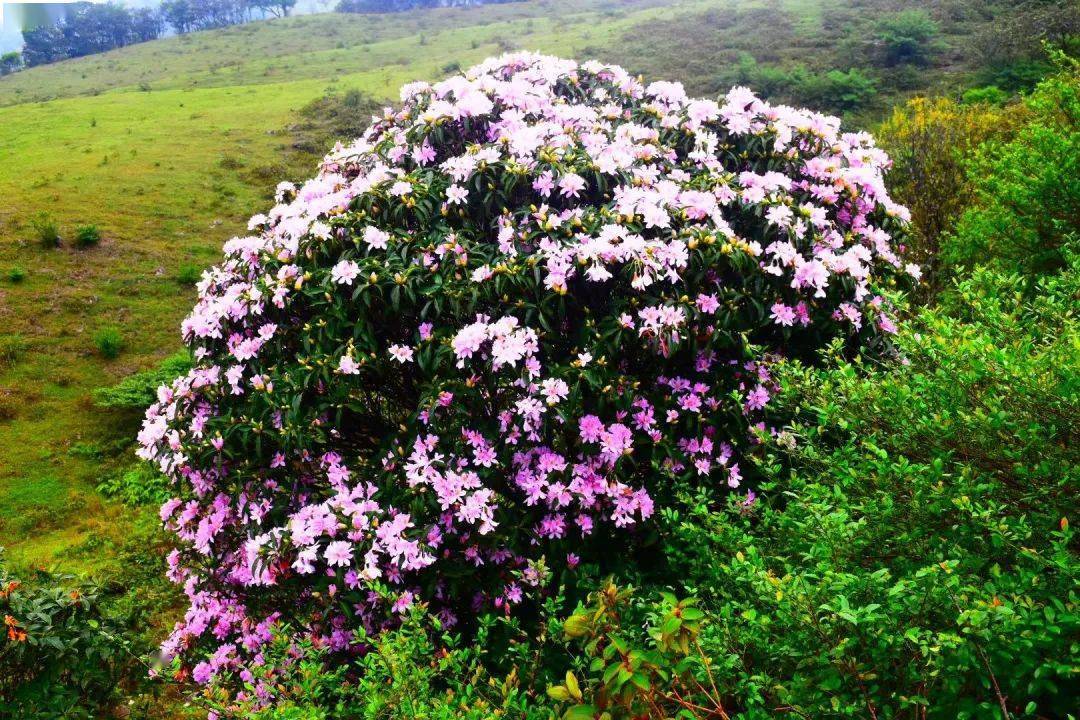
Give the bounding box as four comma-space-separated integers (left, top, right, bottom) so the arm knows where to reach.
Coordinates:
137, 53, 914, 696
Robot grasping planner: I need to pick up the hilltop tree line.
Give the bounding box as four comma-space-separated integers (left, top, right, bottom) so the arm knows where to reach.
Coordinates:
0, 0, 529, 73
7, 0, 296, 71
335, 0, 521, 13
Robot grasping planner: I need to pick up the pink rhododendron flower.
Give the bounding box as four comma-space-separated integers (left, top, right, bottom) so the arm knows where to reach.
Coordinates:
330, 260, 359, 285
388, 344, 414, 363
338, 354, 360, 374
771, 302, 796, 326
363, 226, 390, 250
558, 173, 586, 198
446, 184, 468, 205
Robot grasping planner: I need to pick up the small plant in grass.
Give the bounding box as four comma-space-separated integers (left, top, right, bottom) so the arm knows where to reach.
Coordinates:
176, 264, 202, 285
6, 267, 26, 283
0, 335, 27, 368
96, 463, 172, 506
0, 392, 16, 422
73, 224, 101, 249
30, 213, 60, 248
93, 327, 124, 359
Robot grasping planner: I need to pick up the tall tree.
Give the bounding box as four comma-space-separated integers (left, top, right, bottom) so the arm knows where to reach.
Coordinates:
130, 8, 164, 44
0, 51, 22, 76
21, 23, 68, 67
252, 0, 297, 18
161, 0, 197, 34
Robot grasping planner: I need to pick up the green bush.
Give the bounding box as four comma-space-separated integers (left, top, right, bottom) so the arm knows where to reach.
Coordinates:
548, 582, 724, 719
796, 67, 879, 112
287, 88, 382, 157
0, 335, 27, 369
93, 351, 192, 409
961, 85, 1009, 105
710, 57, 880, 116
92, 327, 124, 359
5, 267, 26, 283
220, 612, 554, 720
877, 95, 1023, 295
650, 249, 1080, 718
30, 213, 60, 248
73, 224, 101, 249
96, 463, 171, 506
176, 263, 202, 285
0, 551, 131, 718
946, 58, 1080, 276
876, 10, 940, 66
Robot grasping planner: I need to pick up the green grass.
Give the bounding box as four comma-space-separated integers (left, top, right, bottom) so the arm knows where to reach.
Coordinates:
0, 0, 670, 106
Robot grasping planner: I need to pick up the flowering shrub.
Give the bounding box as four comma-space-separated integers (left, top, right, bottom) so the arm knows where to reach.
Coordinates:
137, 53, 913, 702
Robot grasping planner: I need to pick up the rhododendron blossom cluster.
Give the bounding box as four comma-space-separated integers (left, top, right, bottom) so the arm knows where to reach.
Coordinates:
138, 53, 912, 701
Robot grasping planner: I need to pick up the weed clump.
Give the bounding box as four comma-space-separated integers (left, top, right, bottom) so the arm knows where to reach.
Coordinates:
31, 213, 61, 248
74, 224, 101, 249
93, 327, 124, 359
176, 264, 202, 285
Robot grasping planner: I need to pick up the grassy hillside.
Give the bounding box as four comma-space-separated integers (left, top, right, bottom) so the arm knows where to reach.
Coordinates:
0, 0, 668, 105
0, 0, 1055, 611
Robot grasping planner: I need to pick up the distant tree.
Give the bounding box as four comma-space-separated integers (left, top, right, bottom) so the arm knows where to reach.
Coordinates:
69, 3, 135, 57
187, 0, 248, 30
130, 7, 164, 43
163, 0, 258, 34
162, 0, 196, 34
0, 51, 22, 76
21, 23, 68, 67
876, 10, 939, 66
252, 0, 297, 18
974, 0, 1080, 68
19, 2, 166, 68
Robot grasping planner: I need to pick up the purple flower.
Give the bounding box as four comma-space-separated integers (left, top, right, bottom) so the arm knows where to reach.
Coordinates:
771, 302, 796, 326
745, 385, 770, 411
